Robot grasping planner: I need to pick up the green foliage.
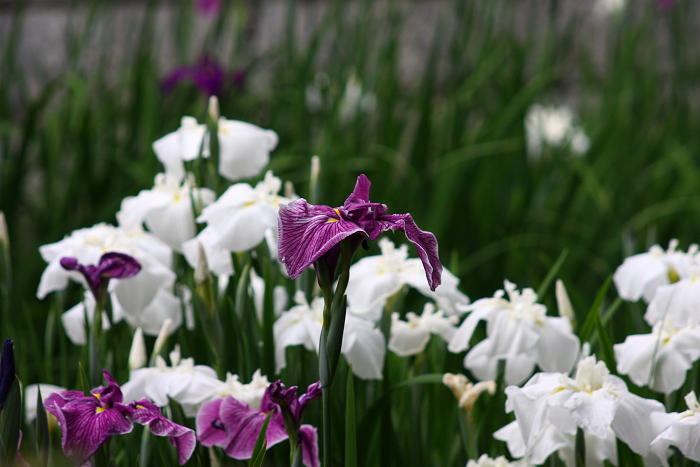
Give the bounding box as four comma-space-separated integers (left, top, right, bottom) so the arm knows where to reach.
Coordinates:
2, 0, 700, 466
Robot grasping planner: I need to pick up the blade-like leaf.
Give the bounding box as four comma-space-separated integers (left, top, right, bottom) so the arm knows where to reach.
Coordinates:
78, 362, 91, 396
536, 248, 569, 299
594, 304, 617, 374
326, 294, 347, 382
579, 275, 613, 343
250, 411, 273, 467
35, 385, 49, 467
345, 366, 357, 467
0, 377, 21, 464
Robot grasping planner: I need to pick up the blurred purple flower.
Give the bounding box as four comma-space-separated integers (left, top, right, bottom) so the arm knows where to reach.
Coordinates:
45, 370, 195, 466
162, 56, 246, 97
657, 0, 676, 6
196, 380, 320, 467
278, 174, 443, 291
60, 252, 140, 300
196, 0, 222, 15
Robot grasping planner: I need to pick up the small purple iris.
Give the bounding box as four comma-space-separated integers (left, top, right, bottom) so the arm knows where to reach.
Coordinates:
196, 381, 321, 467
278, 174, 442, 291
162, 56, 245, 97
60, 252, 140, 301
45, 370, 195, 466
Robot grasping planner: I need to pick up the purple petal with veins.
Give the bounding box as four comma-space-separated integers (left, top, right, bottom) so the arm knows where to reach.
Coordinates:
219, 394, 288, 459
277, 174, 442, 290
126, 399, 196, 465
278, 199, 365, 279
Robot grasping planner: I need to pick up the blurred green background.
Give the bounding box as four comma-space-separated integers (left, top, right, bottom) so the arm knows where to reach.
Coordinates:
1, 0, 700, 397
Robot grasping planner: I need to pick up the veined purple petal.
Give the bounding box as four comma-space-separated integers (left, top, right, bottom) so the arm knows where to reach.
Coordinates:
299, 424, 320, 467
278, 199, 366, 279
91, 370, 124, 407
44, 391, 84, 418
219, 395, 287, 459
343, 174, 372, 207
126, 399, 195, 465
378, 214, 442, 291
97, 253, 141, 281
52, 397, 133, 465
0, 339, 15, 410
196, 398, 227, 447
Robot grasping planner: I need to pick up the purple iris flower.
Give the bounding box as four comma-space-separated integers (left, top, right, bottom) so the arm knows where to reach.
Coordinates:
0, 339, 15, 411
45, 370, 195, 466
196, 0, 222, 15
162, 56, 245, 97
278, 174, 442, 291
196, 381, 321, 467
60, 252, 140, 300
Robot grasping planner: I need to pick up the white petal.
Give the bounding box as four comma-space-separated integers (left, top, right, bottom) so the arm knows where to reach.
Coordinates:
217, 119, 277, 181
342, 315, 386, 380
117, 286, 183, 335
611, 392, 666, 457
388, 313, 430, 357
182, 228, 234, 277
25, 383, 67, 422
152, 131, 185, 181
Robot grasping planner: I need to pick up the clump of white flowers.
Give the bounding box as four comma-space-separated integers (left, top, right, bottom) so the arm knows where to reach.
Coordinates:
613, 239, 700, 393
448, 280, 580, 386
524, 104, 590, 161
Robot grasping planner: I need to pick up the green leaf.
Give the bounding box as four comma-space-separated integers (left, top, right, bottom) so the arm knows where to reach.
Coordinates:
536, 248, 569, 299
594, 303, 617, 374
78, 362, 92, 396
575, 426, 585, 467
0, 377, 21, 465
291, 445, 303, 467
345, 366, 357, 467
319, 332, 331, 388
579, 275, 613, 344
326, 294, 347, 382
250, 411, 273, 467
35, 385, 50, 467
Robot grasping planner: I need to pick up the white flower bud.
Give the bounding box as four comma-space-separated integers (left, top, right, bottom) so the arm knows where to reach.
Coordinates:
208, 95, 220, 122
151, 318, 173, 362
555, 279, 575, 322
128, 327, 147, 371
194, 241, 210, 285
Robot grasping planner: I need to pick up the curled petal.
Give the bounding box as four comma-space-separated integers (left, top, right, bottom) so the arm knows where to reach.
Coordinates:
299, 424, 320, 467
378, 213, 442, 291
278, 199, 365, 279
97, 252, 141, 281
343, 174, 371, 207
127, 399, 196, 465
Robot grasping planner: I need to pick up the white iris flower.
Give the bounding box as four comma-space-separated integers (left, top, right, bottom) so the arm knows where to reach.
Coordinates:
388, 303, 458, 357
448, 280, 580, 386
274, 291, 385, 380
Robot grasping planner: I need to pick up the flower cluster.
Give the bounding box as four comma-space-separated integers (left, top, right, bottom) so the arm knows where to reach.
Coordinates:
613, 240, 700, 393
524, 104, 590, 161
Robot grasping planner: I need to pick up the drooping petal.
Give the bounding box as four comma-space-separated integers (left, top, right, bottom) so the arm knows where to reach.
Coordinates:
610, 392, 666, 458
298, 424, 320, 467
278, 199, 365, 279
219, 395, 288, 459
126, 399, 196, 465
342, 314, 386, 380
377, 213, 442, 291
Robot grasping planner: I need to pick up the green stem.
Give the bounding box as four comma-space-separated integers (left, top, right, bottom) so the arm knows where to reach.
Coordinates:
575, 426, 585, 467
322, 386, 332, 467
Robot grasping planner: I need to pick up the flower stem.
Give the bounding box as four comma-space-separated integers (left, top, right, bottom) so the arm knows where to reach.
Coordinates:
575, 426, 585, 467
